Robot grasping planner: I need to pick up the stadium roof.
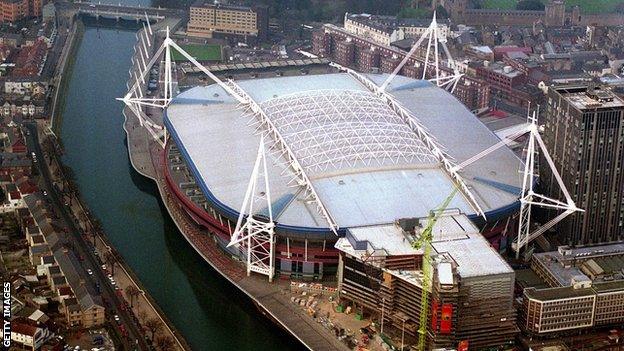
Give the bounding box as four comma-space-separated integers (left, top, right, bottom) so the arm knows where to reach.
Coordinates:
164, 73, 522, 231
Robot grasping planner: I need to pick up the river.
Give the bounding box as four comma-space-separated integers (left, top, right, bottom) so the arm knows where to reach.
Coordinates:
58, 10, 300, 351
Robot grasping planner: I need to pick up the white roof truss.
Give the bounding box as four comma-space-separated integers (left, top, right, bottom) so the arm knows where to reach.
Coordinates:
331, 62, 487, 219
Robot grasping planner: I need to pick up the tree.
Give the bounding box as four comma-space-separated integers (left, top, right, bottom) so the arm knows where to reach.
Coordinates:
104, 251, 116, 275
398, 7, 431, 19
125, 285, 141, 308
144, 317, 162, 340
516, 0, 545, 11
436, 4, 449, 19
155, 335, 174, 350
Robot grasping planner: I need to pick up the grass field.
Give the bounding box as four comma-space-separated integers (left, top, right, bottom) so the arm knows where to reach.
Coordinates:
172, 44, 222, 61
565, 0, 623, 14
480, 0, 624, 13
481, 0, 515, 10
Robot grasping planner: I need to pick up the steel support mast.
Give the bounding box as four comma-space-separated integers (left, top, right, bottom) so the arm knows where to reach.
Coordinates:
449, 110, 583, 257
227, 138, 276, 282
380, 13, 463, 93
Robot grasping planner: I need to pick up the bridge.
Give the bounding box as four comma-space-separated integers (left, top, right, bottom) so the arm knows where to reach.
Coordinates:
56, 1, 186, 21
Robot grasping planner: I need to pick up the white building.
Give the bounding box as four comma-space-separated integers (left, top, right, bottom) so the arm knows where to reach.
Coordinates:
344, 13, 451, 46
11, 321, 49, 350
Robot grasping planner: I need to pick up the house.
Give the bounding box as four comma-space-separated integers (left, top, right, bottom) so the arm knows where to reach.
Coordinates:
28, 309, 50, 325
28, 243, 50, 266
54, 249, 106, 327
50, 275, 67, 291
10, 320, 50, 351
5, 183, 24, 208
0, 153, 32, 177
27, 233, 44, 247
16, 176, 38, 195
0, 33, 23, 47
5, 127, 27, 153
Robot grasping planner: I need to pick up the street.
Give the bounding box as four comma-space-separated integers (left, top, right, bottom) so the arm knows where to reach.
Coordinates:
24, 121, 148, 351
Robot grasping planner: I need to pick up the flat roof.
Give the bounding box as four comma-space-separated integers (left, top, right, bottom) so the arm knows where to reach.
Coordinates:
533, 243, 624, 286
525, 286, 595, 301
165, 73, 521, 230
335, 212, 513, 279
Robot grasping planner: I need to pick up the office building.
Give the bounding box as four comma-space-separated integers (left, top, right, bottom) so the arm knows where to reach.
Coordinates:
542, 85, 624, 245
186, 2, 268, 42
521, 244, 624, 335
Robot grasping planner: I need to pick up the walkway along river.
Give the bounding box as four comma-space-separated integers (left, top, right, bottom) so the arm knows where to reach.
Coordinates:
57, 18, 301, 351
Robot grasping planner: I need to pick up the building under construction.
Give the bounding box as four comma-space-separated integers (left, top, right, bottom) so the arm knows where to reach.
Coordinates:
336, 212, 519, 349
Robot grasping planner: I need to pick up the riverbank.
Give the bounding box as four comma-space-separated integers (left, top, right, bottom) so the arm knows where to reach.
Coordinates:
120, 15, 351, 351
50, 19, 84, 133
42, 15, 191, 351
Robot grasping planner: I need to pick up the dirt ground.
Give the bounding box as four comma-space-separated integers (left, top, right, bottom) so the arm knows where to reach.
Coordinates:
288, 283, 389, 351
65, 328, 114, 351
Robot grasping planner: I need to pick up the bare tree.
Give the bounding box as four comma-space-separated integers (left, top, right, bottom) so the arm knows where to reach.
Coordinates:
144, 317, 162, 340
104, 250, 116, 275
138, 310, 147, 321
155, 335, 174, 350
125, 285, 141, 308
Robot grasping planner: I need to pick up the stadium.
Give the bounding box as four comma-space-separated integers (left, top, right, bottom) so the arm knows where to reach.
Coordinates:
161, 71, 523, 279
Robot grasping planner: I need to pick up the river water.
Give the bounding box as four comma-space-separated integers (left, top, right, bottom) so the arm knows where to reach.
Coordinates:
58, 10, 300, 351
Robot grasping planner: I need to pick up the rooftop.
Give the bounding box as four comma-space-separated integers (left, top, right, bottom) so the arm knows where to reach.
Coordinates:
165, 73, 522, 231
533, 243, 624, 286
557, 86, 624, 110
334, 212, 513, 279
346, 13, 439, 35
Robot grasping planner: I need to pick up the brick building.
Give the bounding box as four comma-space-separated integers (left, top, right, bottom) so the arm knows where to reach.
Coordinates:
186, 2, 268, 42
312, 24, 489, 110
0, 0, 42, 23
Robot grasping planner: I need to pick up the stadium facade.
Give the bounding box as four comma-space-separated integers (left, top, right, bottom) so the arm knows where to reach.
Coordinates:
158, 71, 528, 348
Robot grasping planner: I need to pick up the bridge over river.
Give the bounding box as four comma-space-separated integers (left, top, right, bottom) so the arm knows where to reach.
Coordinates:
56, 1, 186, 21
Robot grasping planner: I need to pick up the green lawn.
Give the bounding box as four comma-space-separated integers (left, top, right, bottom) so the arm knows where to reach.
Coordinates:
565, 0, 623, 14
481, 0, 516, 10
171, 44, 222, 62
479, 0, 624, 13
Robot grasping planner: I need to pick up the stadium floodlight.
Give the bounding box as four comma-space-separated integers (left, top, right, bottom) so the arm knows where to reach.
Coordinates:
227, 138, 276, 282
380, 13, 463, 94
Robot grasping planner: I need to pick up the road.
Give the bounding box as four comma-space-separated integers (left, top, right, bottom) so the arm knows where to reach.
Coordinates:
24, 122, 148, 351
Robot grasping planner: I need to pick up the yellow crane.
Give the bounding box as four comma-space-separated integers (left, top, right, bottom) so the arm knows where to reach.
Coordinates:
412, 188, 458, 351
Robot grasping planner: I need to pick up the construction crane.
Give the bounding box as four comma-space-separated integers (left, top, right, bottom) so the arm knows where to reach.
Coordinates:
412, 188, 458, 351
